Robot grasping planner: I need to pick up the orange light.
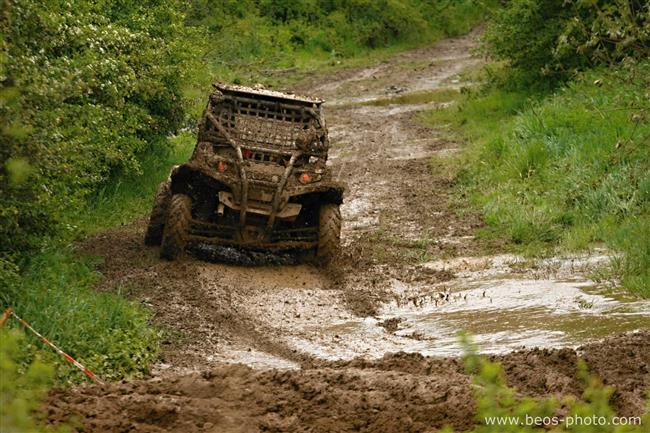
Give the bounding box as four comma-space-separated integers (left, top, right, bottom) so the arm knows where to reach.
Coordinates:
217, 161, 226, 172
299, 173, 311, 183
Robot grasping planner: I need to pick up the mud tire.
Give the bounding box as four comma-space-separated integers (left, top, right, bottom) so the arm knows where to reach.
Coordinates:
317, 203, 341, 264
160, 194, 192, 260
144, 181, 171, 246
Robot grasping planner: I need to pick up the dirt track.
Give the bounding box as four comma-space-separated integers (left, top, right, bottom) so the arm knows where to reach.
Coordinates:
50, 32, 650, 431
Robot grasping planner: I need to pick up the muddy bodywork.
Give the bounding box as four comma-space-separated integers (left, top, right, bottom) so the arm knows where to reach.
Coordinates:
166, 84, 344, 251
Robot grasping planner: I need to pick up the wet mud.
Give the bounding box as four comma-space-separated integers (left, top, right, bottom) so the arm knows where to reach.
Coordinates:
55, 29, 650, 431
48, 333, 650, 432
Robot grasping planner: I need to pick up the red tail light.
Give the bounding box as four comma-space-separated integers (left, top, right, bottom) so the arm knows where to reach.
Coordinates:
217, 161, 226, 172
299, 173, 311, 184
243, 149, 252, 159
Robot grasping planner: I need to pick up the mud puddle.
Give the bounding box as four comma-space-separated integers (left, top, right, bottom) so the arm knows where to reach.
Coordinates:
256, 253, 650, 362
384, 254, 650, 354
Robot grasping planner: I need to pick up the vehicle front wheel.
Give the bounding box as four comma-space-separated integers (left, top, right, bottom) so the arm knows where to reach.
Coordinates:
317, 203, 341, 264
144, 180, 171, 246
160, 194, 192, 260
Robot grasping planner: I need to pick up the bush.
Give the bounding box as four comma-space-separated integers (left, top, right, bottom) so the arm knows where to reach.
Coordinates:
187, 0, 499, 61
0, 0, 192, 259
483, 0, 650, 84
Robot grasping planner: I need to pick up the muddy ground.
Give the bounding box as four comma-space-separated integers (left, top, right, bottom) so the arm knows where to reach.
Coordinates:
48, 333, 650, 433
50, 31, 650, 431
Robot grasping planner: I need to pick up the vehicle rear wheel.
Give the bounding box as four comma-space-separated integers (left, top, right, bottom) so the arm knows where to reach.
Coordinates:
317, 203, 341, 264
144, 181, 171, 246
160, 194, 192, 260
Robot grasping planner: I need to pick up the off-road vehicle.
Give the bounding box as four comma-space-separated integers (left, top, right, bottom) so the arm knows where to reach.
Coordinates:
144, 83, 344, 262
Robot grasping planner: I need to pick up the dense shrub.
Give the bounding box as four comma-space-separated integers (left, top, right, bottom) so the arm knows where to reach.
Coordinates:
187, 0, 497, 60
0, 0, 192, 261
483, 0, 650, 83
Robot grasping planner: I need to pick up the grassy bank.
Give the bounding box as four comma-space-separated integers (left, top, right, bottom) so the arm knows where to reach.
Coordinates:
423, 61, 650, 296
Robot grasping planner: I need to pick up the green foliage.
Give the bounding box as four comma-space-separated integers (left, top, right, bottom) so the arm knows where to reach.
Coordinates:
0, 329, 70, 432
0, 1, 198, 383
0, 131, 190, 384
189, 0, 497, 55
74, 132, 194, 233
0, 0, 194, 258
0, 135, 194, 383
428, 61, 650, 295
3, 249, 161, 383
460, 335, 649, 433
483, 0, 650, 84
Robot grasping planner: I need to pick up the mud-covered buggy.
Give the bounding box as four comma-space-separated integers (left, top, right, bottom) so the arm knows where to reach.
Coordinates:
144, 84, 344, 263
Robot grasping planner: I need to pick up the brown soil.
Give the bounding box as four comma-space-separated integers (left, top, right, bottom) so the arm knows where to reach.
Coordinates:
48, 332, 650, 433
51, 30, 649, 432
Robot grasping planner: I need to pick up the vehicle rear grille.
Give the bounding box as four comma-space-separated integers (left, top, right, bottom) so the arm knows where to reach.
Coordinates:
237, 117, 306, 150
209, 97, 313, 150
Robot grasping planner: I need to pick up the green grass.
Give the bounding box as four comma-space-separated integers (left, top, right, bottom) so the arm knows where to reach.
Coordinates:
423, 61, 650, 296
74, 133, 195, 234
362, 88, 461, 107
4, 251, 160, 383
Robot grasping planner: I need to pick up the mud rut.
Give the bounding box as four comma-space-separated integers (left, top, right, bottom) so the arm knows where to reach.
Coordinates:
49, 33, 650, 432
